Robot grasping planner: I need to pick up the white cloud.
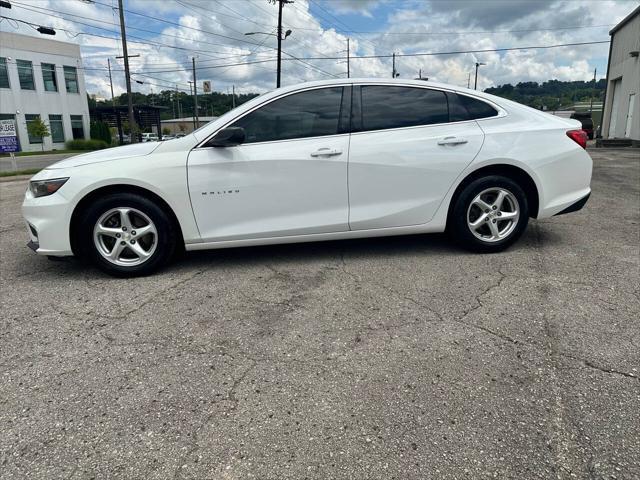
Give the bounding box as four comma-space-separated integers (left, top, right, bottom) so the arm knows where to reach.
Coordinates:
0, 0, 636, 96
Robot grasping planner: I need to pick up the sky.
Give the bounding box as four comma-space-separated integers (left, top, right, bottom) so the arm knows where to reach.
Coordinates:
1, 0, 638, 98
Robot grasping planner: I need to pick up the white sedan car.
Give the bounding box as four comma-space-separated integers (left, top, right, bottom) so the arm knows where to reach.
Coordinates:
23, 79, 592, 276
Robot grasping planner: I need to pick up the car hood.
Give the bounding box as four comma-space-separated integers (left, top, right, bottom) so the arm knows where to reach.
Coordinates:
46, 142, 161, 169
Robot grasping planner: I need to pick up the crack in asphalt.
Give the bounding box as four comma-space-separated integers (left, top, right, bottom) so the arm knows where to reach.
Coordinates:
173, 359, 257, 480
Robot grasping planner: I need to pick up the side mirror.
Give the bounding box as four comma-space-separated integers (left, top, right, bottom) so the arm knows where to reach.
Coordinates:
207, 127, 245, 147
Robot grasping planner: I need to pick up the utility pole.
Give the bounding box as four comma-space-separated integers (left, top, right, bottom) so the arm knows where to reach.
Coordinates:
589, 67, 597, 114
177, 84, 182, 118
474, 62, 485, 90
467, 72, 471, 89
188, 81, 195, 129
275, 0, 293, 88
232, 85, 236, 108
107, 58, 115, 107
192, 57, 199, 129
117, 0, 136, 143
347, 38, 350, 78
392, 53, 396, 78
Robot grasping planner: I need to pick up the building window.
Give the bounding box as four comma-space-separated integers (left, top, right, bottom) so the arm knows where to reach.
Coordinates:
64, 66, 79, 93
42, 63, 58, 92
0, 58, 9, 89
70, 115, 84, 139
17, 60, 35, 90
25, 114, 42, 143
49, 114, 65, 143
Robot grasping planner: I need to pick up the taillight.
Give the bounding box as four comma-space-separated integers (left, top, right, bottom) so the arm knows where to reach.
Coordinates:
566, 129, 587, 149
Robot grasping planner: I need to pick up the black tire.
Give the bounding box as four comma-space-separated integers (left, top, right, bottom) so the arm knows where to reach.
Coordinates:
75, 193, 177, 277
449, 175, 529, 253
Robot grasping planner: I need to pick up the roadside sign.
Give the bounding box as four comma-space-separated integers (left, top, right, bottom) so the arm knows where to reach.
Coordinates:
0, 119, 20, 154
203, 80, 211, 93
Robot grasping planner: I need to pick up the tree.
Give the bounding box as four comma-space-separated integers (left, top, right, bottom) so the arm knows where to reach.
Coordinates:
162, 127, 171, 135
90, 121, 112, 145
27, 117, 50, 151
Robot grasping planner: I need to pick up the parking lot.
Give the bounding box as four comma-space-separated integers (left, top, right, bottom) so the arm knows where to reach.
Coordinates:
0, 148, 638, 479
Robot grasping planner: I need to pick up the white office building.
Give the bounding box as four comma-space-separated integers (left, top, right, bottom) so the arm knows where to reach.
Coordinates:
0, 31, 90, 152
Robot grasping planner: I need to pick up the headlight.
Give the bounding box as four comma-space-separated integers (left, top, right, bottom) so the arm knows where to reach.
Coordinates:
29, 178, 69, 198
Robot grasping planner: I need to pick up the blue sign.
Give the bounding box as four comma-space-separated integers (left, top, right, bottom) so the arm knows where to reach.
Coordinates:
0, 119, 20, 153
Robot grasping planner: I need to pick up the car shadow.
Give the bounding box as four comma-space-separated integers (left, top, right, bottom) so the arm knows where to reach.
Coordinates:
19, 222, 565, 280
179, 232, 459, 269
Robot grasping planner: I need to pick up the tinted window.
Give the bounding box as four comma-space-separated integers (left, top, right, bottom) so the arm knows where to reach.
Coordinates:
42, 63, 58, 92
64, 66, 79, 93
17, 60, 35, 90
0, 58, 9, 89
446, 93, 470, 122
70, 115, 84, 139
361, 86, 448, 131
457, 94, 498, 120
232, 87, 344, 143
49, 114, 65, 142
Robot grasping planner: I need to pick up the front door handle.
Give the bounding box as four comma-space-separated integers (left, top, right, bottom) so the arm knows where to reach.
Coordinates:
437, 136, 468, 146
310, 148, 342, 157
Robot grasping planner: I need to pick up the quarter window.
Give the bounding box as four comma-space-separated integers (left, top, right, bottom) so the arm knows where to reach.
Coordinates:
0, 58, 9, 89
64, 66, 79, 93
360, 86, 448, 131
17, 60, 35, 90
231, 87, 344, 143
49, 114, 65, 143
42, 63, 58, 92
70, 115, 84, 139
456, 94, 498, 120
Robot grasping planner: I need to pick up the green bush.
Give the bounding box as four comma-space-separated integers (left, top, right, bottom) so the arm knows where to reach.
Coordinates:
65, 139, 109, 151
90, 121, 112, 145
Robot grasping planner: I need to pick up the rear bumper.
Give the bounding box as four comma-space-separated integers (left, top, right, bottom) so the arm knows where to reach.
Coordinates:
554, 192, 590, 216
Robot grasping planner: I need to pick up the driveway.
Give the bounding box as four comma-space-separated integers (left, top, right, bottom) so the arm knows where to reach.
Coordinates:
0, 148, 638, 479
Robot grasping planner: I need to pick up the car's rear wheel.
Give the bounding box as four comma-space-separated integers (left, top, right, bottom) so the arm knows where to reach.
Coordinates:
449, 175, 529, 253
76, 193, 176, 276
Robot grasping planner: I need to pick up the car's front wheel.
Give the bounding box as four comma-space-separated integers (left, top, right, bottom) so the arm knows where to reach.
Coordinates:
449, 175, 529, 253
76, 193, 177, 276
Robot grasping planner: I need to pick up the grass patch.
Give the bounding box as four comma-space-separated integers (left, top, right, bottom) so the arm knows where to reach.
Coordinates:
0, 168, 41, 178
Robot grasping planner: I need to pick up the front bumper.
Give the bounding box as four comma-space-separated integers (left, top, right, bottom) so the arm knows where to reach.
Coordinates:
22, 189, 74, 256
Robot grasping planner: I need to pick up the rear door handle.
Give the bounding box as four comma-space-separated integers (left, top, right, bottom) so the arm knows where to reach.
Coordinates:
310, 148, 342, 157
437, 136, 468, 146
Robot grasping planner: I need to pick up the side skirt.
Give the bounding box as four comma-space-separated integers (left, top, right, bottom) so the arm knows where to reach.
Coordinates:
184, 222, 445, 252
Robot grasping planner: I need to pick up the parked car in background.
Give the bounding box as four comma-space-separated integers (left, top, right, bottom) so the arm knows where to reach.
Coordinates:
22, 78, 592, 276
162, 134, 176, 140
570, 112, 594, 139
141, 133, 159, 142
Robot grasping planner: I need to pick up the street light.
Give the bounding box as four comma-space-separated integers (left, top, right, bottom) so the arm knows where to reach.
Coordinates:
245, 27, 292, 88
474, 62, 486, 90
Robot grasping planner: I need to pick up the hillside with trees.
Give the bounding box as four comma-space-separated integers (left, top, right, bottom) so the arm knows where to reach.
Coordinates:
484, 79, 605, 110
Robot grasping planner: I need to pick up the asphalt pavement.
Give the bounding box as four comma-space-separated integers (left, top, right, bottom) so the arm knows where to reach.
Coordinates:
0, 148, 638, 479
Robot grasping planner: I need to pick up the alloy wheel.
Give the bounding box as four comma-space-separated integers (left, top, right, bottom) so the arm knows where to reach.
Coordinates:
466, 187, 520, 243
93, 207, 158, 266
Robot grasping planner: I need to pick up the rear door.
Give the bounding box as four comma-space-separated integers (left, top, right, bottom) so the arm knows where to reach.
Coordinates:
187, 86, 351, 242
347, 85, 485, 230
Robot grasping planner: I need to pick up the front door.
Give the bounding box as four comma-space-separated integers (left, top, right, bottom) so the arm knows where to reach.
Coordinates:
348, 85, 485, 230
187, 86, 350, 242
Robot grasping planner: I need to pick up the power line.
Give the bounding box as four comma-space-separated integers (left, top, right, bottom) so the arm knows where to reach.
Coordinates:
9, 1, 268, 60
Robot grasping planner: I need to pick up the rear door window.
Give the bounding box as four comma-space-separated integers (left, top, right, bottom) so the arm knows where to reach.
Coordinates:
360, 86, 449, 132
